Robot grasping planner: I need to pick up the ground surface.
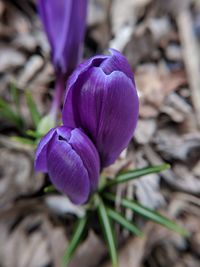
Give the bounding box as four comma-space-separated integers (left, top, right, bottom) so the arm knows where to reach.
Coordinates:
0, 0, 200, 267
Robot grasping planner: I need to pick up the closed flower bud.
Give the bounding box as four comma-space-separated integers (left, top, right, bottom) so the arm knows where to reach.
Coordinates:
35, 126, 100, 204
62, 49, 139, 167
38, 0, 87, 76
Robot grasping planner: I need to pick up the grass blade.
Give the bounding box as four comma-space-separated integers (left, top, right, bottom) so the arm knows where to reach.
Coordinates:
98, 198, 118, 267
61, 216, 88, 267
104, 193, 189, 237
106, 164, 170, 187
10, 83, 20, 114
26, 130, 43, 139
37, 114, 55, 135
0, 98, 24, 129
107, 207, 143, 237
11, 136, 36, 146
26, 92, 41, 128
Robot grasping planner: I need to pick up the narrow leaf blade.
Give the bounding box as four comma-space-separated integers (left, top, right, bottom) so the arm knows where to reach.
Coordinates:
26, 130, 43, 139
61, 216, 87, 267
104, 193, 189, 237
26, 92, 41, 128
11, 136, 36, 146
107, 207, 143, 237
0, 98, 23, 128
10, 82, 20, 113
98, 198, 118, 267
106, 164, 170, 187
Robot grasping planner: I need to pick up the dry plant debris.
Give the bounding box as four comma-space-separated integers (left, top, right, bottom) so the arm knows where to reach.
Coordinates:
0, 0, 200, 266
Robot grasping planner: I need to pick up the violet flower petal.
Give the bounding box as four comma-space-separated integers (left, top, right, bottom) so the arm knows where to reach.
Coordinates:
34, 127, 56, 172
47, 134, 90, 204
69, 128, 100, 191
100, 48, 134, 82
38, 0, 87, 75
96, 71, 139, 166
62, 56, 107, 128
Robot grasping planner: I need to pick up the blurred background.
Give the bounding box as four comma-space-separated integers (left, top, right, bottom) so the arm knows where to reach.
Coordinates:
0, 0, 200, 266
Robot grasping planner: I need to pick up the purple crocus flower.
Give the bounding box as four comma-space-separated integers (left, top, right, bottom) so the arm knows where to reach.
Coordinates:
35, 126, 100, 204
38, 0, 87, 77
62, 49, 139, 167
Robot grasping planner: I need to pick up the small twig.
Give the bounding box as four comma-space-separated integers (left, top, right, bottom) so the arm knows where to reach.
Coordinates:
177, 8, 200, 128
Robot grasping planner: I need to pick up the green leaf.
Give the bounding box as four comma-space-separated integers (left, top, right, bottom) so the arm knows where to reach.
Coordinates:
98, 175, 107, 191
44, 185, 57, 193
37, 114, 55, 135
97, 197, 118, 267
26, 129, 43, 139
26, 92, 41, 128
103, 193, 189, 237
107, 207, 143, 237
11, 136, 36, 146
61, 216, 88, 267
106, 164, 170, 187
10, 82, 20, 113
0, 98, 24, 129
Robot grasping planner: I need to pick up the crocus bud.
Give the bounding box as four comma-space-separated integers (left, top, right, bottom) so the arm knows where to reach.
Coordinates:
38, 0, 87, 77
35, 126, 100, 204
62, 49, 139, 167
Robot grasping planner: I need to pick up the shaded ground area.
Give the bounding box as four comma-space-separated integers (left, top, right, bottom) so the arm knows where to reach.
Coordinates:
0, 0, 200, 266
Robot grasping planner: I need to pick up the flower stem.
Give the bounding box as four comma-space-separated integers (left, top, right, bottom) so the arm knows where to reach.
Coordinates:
49, 74, 66, 123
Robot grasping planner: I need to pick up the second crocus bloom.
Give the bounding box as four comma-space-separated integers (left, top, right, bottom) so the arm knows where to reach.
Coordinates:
35, 126, 100, 204
62, 49, 139, 167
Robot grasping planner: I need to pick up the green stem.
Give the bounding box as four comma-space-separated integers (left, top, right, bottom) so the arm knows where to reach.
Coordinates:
61, 216, 87, 267
97, 196, 119, 267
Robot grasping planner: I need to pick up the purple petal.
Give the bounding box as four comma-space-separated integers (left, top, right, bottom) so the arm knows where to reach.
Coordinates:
56, 125, 72, 140
100, 48, 134, 82
64, 55, 107, 95
63, 67, 106, 137
62, 56, 107, 127
96, 71, 139, 166
38, 0, 68, 53
61, 0, 87, 74
38, 0, 87, 75
69, 128, 100, 191
47, 134, 90, 205
34, 128, 56, 172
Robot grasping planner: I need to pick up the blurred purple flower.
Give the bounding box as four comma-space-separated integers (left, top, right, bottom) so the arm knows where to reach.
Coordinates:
62, 49, 139, 167
38, 0, 87, 77
35, 126, 100, 204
